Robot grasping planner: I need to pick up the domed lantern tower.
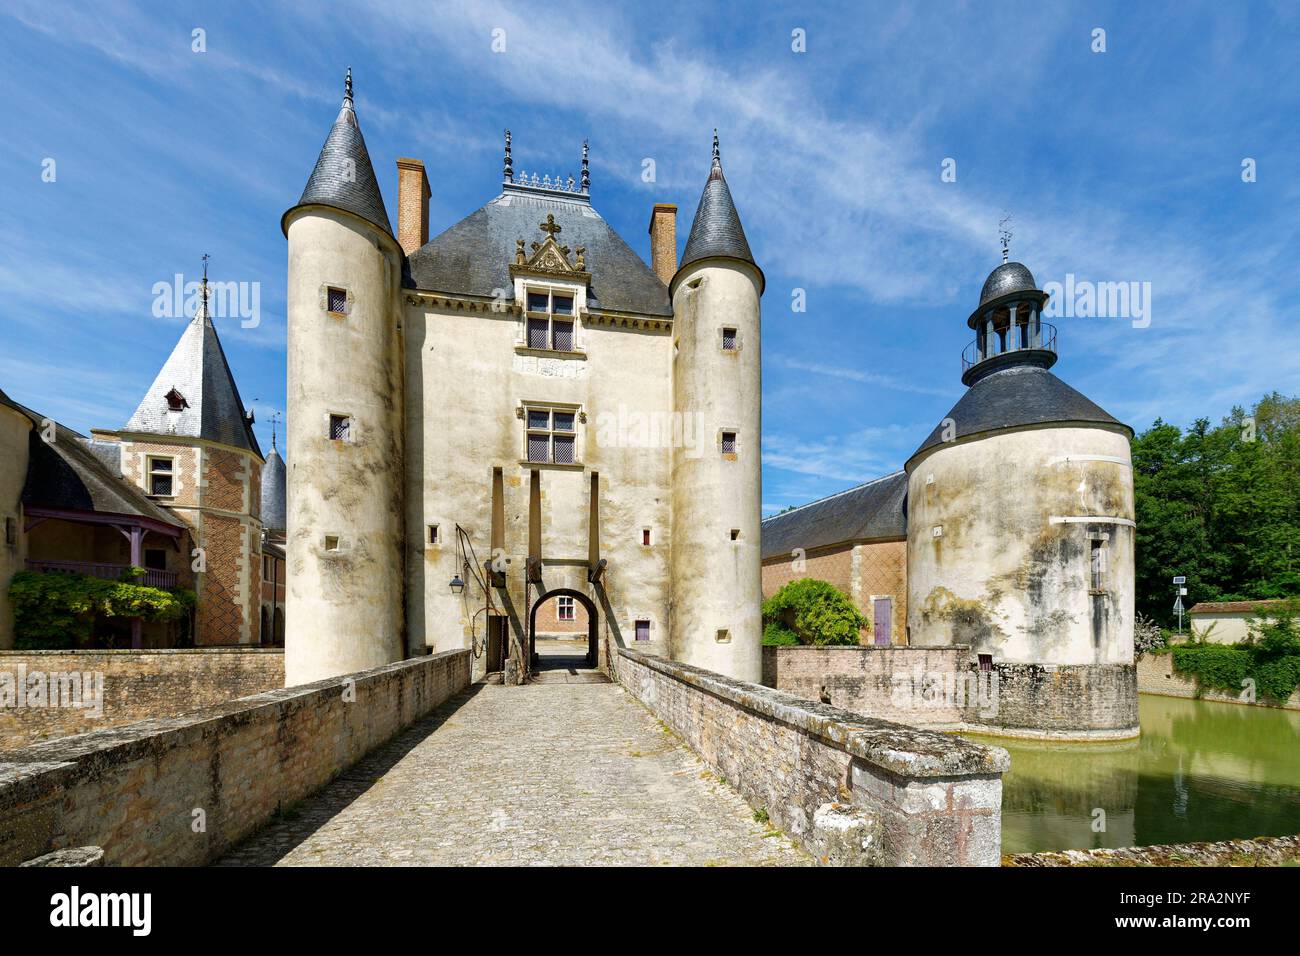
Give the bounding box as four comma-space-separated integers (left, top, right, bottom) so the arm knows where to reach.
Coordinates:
904, 245, 1139, 739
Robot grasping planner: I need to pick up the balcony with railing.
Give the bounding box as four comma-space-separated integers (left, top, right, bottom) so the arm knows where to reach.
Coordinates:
961, 320, 1057, 384
26, 559, 179, 589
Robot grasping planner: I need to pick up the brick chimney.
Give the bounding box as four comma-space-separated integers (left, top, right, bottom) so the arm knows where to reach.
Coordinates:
648, 203, 677, 285
396, 157, 431, 256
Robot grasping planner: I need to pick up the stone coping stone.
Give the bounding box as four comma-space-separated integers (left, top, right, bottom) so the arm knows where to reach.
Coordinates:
619, 648, 1009, 777
764, 644, 972, 653
0, 650, 469, 776
20, 846, 104, 867
0, 647, 285, 656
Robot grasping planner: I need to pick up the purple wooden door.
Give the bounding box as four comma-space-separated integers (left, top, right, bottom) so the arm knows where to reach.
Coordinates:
873, 598, 892, 646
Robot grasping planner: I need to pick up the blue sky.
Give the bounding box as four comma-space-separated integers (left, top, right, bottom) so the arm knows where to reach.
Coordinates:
3, 1, 1298, 514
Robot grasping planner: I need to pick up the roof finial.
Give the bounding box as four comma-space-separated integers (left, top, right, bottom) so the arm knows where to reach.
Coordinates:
712, 129, 721, 169
503, 129, 513, 182
998, 213, 1012, 264
199, 253, 211, 323
581, 138, 590, 192
343, 67, 353, 107
269, 411, 281, 450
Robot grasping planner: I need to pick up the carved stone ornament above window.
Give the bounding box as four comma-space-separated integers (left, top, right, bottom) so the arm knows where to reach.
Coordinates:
510, 214, 591, 285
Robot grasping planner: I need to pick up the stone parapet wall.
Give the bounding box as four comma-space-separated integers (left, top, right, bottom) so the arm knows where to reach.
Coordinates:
1136, 653, 1300, 710
762, 645, 971, 726
0, 649, 471, 866
614, 647, 1007, 866
0, 648, 285, 750
763, 646, 1140, 739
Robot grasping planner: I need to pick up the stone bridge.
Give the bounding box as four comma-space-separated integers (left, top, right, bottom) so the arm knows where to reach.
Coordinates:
0, 641, 1008, 867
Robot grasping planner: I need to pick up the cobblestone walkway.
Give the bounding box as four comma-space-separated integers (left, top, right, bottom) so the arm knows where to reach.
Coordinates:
217, 665, 808, 866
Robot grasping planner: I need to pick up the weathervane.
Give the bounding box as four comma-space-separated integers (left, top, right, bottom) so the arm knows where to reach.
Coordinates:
998, 214, 1013, 264
503, 129, 513, 182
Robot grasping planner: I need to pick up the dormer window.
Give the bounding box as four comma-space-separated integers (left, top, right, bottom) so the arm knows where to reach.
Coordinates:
525, 288, 576, 352
165, 388, 188, 412
148, 456, 174, 497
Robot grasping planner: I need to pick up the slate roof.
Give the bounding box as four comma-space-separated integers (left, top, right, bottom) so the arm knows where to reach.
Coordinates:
123, 302, 262, 457
405, 187, 672, 316
678, 151, 758, 285
979, 261, 1038, 308
261, 445, 286, 534
282, 71, 393, 238
14, 408, 183, 529
908, 364, 1128, 467
760, 471, 908, 560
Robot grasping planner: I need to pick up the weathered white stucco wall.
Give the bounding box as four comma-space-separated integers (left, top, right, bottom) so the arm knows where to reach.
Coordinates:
906, 425, 1135, 666
284, 208, 406, 685
402, 293, 675, 673
669, 260, 763, 682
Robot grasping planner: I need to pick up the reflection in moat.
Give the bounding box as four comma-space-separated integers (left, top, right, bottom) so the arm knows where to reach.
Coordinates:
965, 694, 1300, 854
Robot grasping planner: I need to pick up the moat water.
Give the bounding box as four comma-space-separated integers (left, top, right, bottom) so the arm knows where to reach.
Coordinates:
972, 694, 1300, 854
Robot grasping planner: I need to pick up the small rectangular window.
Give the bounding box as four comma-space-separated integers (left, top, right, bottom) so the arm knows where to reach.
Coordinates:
327, 287, 347, 313
558, 596, 575, 621
148, 457, 174, 496
721, 431, 737, 455
329, 414, 351, 441
722, 327, 737, 351
1090, 539, 1107, 590
4, 517, 15, 547
324, 535, 340, 552
525, 406, 580, 464
730, 529, 740, 541
978, 653, 993, 673
715, 628, 731, 644
642, 528, 651, 546
428, 524, 439, 545
635, 619, 651, 642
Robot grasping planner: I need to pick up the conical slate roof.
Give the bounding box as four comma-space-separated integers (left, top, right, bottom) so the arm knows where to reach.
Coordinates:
907, 365, 1128, 468
124, 291, 262, 457
283, 69, 392, 238
677, 133, 758, 285
261, 444, 286, 533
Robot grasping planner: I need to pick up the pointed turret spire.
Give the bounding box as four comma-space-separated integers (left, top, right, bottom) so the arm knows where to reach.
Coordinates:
282, 68, 392, 237
677, 129, 760, 288
124, 256, 261, 455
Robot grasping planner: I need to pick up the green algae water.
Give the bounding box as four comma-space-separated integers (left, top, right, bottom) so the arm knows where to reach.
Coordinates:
978, 694, 1300, 854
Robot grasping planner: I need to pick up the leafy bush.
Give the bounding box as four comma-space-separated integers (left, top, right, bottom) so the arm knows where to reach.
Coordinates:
762, 621, 801, 646
761, 578, 867, 646
8, 570, 196, 649
1169, 602, 1300, 703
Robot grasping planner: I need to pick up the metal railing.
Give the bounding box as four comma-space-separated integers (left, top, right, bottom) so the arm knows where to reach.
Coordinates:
962, 321, 1057, 374
26, 559, 179, 589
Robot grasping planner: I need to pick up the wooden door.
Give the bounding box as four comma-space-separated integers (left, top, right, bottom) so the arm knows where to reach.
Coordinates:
873, 598, 892, 646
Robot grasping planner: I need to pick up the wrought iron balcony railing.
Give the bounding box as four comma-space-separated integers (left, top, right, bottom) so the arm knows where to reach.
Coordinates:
961, 321, 1057, 375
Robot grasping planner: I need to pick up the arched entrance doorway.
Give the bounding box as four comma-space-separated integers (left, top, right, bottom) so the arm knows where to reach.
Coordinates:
528, 588, 598, 671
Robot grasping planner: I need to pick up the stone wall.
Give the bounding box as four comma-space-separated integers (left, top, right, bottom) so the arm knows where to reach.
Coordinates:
0, 648, 284, 750
763, 645, 1139, 739
972, 661, 1139, 738
614, 647, 1007, 866
1137, 652, 1300, 710
762, 645, 971, 727
0, 649, 471, 866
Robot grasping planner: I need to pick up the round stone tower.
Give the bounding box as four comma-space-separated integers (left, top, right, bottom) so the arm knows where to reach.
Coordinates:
668, 133, 764, 682
905, 256, 1138, 738
281, 70, 406, 685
